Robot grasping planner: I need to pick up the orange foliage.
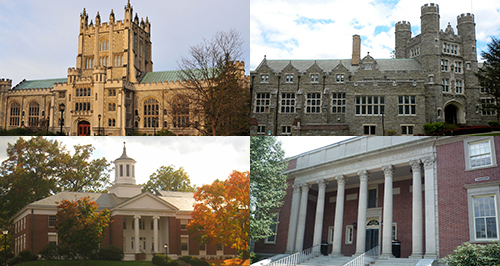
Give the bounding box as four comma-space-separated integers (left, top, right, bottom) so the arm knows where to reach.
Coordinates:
188, 170, 250, 255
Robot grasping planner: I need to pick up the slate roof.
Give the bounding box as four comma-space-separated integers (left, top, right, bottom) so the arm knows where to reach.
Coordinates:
28, 192, 126, 210
257, 58, 422, 73
13, 78, 67, 90
158, 191, 195, 211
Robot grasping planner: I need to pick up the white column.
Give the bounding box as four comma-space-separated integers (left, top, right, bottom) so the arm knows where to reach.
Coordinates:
294, 183, 310, 252
134, 215, 141, 253
409, 159, 423, 258
331, 175, 347, 257
313, 179, 328, 246
381, 165, 394, 258
423, 156, 438, 258
286, 184, 302, 253
355, 170, 369, 255
153, 215, 159, 253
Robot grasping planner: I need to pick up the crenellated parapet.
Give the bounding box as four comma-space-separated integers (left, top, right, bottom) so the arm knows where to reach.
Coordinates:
395, 21, 411, 31
7, 87, 53, 95
457, 13, 474, 24
421, 3, 439, 15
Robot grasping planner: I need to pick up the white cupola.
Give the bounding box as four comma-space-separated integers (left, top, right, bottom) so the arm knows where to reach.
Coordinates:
108, 142, 142, 198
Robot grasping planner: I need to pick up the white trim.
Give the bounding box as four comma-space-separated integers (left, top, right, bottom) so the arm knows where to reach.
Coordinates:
328, 226, 335, 244
345, 225, 354, 244
466, 184, 500, 243
463, 137, 498, 171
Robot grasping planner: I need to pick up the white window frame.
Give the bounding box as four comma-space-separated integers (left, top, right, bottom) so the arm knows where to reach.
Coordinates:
363, 124, 377, 136
328, 226, 335, 244
465, 182, 500, 243
48, 232, 58, 246
336, 74, 345, 83
310, 74, 319, 83
441, 59, 449, 71
260, 74, 269, 83
392, 223, 397, 241
264, 212, 279, 244
345, 225, 354, 244
454, 61, 463, 73
464, 137, 498, 171
455, 80, 463, 94
442, 79, 450, 93
401, 124, 415, 136
181, 236, 189, 255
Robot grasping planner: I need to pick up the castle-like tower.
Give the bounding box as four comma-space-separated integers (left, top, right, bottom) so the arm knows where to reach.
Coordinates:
76, 0, 152, 83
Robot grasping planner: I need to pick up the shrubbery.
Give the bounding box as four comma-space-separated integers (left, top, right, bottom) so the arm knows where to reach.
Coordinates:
152, 254, 174, 266
441, 242, 500, 266
153, 255, 209, 266
39, 244, 123, 261
9, 250, 38, 265
92, 245, 124, 261
423, 122, 447, 135
488, 121, 500, 127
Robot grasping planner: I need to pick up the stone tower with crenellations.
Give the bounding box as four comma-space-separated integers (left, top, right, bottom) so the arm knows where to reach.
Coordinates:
76, 0, 152, 84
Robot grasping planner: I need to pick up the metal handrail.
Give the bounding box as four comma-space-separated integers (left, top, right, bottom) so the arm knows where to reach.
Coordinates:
266, 245, 321, 266
342, 245, 380, 266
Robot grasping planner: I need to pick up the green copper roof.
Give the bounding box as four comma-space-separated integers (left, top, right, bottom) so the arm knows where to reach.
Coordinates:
140, 70, 184, 84
13, 78, 67, 90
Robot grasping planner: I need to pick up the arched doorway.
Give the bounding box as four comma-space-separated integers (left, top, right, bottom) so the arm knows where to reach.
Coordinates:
365, 218, 380, 251
78, 121, 90, 136
444, 104, 458, 124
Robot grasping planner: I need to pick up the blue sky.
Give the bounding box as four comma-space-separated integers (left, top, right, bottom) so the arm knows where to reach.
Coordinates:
250, 0, 500, 69
0, 136, 250, 188
0, 0, 250, 86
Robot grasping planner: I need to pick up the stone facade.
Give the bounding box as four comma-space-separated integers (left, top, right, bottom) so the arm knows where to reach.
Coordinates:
0, 1, 248, 136
250, 3, 494, 136
253, 136, 500, 260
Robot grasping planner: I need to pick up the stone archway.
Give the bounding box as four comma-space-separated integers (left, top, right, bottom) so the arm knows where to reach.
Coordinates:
444, 101, 465, 125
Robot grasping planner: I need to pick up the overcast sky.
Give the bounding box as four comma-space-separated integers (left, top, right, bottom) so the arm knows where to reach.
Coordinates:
0, 136, 250, 189
0, 0, 250, 86
277, 136, 354, 158
250, 0, 500, 70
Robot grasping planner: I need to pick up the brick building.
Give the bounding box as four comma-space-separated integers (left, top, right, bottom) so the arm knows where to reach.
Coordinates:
0, 1, 248, 136
253, 136, 499, 263
11, 143, 235, 261
250, 3, 494, 136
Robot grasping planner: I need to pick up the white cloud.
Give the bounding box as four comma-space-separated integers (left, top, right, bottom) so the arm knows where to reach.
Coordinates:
250, 0, 500, 69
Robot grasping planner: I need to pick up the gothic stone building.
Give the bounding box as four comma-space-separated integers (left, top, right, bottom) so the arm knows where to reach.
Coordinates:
250, 3, 494, 136
11, 144, 235, 261
253, 136, 500, 262
0, 1, 247, 136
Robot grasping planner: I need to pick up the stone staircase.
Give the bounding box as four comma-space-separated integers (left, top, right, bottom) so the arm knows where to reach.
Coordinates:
299, 255, 439, 266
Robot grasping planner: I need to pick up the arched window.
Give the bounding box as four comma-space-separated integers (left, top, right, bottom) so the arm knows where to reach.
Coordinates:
143, 98, 159, 128
172, 96, 190, 128
10, 102, 20, 126
28, 101, 40, 126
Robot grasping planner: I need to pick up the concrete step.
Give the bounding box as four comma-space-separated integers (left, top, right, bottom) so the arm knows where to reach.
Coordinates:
299, 255, 356, 266
372, 258, 421, 266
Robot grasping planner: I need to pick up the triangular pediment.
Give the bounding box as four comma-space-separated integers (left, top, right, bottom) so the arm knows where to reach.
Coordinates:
113, 192, 177, 211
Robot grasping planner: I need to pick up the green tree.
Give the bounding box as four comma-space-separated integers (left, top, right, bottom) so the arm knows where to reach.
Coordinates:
250, 136, 287, 241
55, 196, 112, 265
0, 137, 64, 218
58, 144, 111, 192
142, 165, 196, 194
176, 29, 250, 136
476, 37, 500, 122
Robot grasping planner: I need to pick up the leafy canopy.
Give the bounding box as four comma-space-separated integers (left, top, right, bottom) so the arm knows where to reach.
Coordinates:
142, 165, 196, 194
476, 36, 500, 122
250, 136, 287, 240
187, 170, 250, 257
55, 196, 112, 264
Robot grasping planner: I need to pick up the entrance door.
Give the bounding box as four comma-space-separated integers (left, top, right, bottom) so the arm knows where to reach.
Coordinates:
78, 121, 90, 136
445, 104, 458, 124
365, 229, 379, 251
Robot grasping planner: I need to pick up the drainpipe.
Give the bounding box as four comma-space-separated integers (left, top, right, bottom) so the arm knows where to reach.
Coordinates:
274, 75, 281, 136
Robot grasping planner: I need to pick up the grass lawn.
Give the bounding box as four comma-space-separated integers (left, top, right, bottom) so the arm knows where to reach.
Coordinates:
19, 261, 153, 266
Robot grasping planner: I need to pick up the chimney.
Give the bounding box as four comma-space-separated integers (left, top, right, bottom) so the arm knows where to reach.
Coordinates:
352, 34, 361, 66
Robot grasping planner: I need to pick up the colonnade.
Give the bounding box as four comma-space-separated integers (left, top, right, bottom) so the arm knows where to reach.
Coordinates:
285, 156, 437, 259
133, 214, 161, 253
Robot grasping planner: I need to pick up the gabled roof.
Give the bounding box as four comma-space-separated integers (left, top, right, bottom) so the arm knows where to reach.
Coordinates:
255, 58, 422, 73
13, 78, 67, 90
113, 191, 180, 211
158, 191, 195, 212
27, 191, 125, 210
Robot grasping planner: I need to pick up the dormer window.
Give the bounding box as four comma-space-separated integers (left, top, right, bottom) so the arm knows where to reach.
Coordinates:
364, 64, 372, 70
285, 74, 294, 83
310, 74, 319, 83
336, 74, 345, 83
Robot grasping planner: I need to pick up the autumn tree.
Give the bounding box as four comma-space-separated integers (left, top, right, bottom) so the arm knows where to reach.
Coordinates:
250, 136, 287, 241
476, 37, 500, 122
58, 144, 111, 192
55, 197, 112, 264
142, 165, 196, 194
187, 170, 250, 258
176, 29, 250, 136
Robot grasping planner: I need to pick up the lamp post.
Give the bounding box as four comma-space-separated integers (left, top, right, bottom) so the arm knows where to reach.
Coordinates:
2, 229, 8, 266
59, 103, 65, 134
98, 114, 101, 136
164, 243, 168, 257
